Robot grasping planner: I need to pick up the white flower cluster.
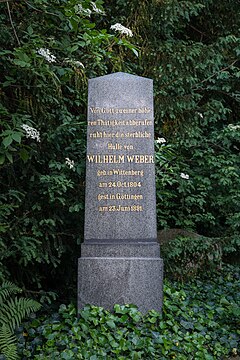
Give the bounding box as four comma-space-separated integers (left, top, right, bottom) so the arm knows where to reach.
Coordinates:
180, 173, 190, 180
198, 112, 203, 118
65, 158, 75, 169
90, 1, 105, 14
76, 2, 104, 16
37, 48, 56, 63
228, 124, 240, 131
76, 4, 91, 16
21, 124, 40, 142
110, 23, 133, 37
156, 137, 166, 144
65, 59, 85, 69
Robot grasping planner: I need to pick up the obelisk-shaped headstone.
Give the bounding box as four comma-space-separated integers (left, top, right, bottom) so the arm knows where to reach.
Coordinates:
78, 73, 163, 313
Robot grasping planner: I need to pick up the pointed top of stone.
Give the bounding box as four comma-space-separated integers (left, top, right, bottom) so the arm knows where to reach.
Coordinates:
89, 72, 151, 81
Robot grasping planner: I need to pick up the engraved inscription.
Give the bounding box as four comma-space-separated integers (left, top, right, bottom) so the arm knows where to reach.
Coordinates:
98, 193, 143, 201
87, 154, 154, 164
98, 182, 142, 188
89, 131, 151, 139
88, 119, 152, 126
87, 106, 154, 212
89, 106, 151, 114
96, 169, 144, 177
99, 205, 143, 212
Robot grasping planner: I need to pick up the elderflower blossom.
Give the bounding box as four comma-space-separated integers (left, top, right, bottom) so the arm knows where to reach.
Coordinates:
91, 1, 105, 14
180, 173, 190, 180
110, 23, 133, 37
156, 137, 166, 144
21, 124, 40, 142
37, 48, 56, 63
76, 4, 92, 16
228, 124, 240, 131
65, 158, 75, 169
66, 59, 85, 68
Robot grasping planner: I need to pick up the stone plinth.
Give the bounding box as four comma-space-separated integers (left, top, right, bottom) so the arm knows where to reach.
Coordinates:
78, 244, 163, 313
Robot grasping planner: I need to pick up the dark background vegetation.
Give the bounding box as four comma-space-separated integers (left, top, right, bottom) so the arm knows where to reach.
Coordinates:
0, 0, 239, 302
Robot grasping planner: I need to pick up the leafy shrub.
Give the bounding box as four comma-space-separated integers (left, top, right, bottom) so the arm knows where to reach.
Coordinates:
1, 0, 240, 308
17, 265, 239, 359
107, 0, 240, 248
0, 0, 137, 295
161, 234, 240, 280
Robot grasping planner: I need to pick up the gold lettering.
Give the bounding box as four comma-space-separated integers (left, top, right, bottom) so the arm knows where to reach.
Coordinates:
116, 193, 143, 200
126, 155, 154, 163
97, 170, 106, 176
87, 155, 95, 163
89, 107, 140, 114
123, 144, 134, 150
111, 169, 144, 177
88, 120, 97, 126
87, 155, 125, 164
126, 155, 134, 163
138, 107, 151, 114
107, 143, 122, 150
98, 206, 108, 212
97, 193, 143, 201
89, 132, 102, 138
98, 194, 109, 201
98, 182, 107, 188
125, 131, 151, 138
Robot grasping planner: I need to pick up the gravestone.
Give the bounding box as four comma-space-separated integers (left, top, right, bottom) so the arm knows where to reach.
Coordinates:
78, 72, 163, 313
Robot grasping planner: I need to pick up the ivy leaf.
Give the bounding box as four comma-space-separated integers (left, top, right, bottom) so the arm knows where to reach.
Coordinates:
106, 320, 116, 329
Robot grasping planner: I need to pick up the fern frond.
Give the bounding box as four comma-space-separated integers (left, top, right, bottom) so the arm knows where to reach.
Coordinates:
0, 297, 41, 332
0, 324, 17, 360
0, 281, 41, 359
0, 281, 21, 304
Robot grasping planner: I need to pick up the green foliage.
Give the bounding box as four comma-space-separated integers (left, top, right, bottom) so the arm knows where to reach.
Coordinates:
105, 0, 240, 240
0, 0, 137, 294
0, 281, 41, 360
161, 234, 240, 279
0, 0, 239, 300
154, 117, 240, 237
0, 325, 17, 360
17, 265, 239, 359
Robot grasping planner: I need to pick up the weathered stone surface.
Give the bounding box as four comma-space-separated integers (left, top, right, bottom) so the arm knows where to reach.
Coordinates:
81, 242, 160, 258
84, 72, 157, 242
78, 256, 163, 314
78, 72, 163, 313
157, 228, 201, 245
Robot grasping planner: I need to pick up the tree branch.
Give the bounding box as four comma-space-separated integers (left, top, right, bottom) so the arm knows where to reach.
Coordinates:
193, 60, 238, 90
6, 1, 20, 46
24, 1, 59, 17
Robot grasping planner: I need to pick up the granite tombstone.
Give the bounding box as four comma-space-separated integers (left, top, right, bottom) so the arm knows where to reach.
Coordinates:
78, 72, 163, 313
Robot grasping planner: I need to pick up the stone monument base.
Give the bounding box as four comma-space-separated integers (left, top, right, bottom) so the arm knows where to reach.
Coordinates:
78, 242, 163, 314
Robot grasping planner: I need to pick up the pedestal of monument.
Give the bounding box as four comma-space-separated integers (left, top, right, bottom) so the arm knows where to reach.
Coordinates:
78, 73, 163, 313
78, 243, 163, 313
